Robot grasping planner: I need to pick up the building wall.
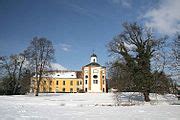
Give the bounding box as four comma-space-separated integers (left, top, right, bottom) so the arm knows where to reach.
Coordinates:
83, 66, 106, 92
32, 78, 83, 93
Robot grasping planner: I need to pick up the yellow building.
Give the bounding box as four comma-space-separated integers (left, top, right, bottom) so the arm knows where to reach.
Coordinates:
31, 71, 83, 93
31, 53, 107, 93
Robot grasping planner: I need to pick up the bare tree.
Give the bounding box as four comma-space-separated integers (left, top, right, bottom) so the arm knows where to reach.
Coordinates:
108, 22, 165, 102
108, 59, 134, 92
25, 37, 54, 96
171, 34, 180, 80
0, 53, 27, 94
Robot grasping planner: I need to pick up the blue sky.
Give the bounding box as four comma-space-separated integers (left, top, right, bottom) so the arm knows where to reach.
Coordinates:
0, 0, 179, 70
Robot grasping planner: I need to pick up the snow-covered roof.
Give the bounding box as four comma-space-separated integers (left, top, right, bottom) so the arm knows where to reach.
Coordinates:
34, 70, 82, 79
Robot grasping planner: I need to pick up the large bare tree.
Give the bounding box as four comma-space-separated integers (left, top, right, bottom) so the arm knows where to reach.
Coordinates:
25, 37, 54, 96
108, 22, 165, 102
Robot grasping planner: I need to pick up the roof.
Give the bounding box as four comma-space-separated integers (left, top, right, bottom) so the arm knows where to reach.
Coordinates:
84, 62, 101, 67
33, 70, 83, 79
91, 53, 97, 57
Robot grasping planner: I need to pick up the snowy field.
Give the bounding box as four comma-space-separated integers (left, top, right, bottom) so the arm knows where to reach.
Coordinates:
0, 93, 180, 120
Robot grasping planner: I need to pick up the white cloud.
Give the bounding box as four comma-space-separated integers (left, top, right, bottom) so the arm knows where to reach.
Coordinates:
124, 42, 136, 51
59, 43, 71, 52
50, 63, 67, 70
143, 0, 180, 35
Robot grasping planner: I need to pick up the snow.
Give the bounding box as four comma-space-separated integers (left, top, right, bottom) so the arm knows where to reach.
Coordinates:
51, 71, 77, 78
41, 71, 78, 79
0, 93, 180, 120
114, 92, 179, 106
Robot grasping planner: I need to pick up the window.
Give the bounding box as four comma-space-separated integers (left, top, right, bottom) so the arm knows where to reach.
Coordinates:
93, 75, 98, 79
77, 81, 79, 85
85, 80, 88, 84
85, 75, 88, 79
103, 88, 105, 92
85, 88, 87, 92
102, 76, 105, 79
44, 81, 46, 85
56, 81, 58, 85
63, 81, 65, 85
57, 74, 60, 76
80, 81, 82, 85
62, 88, 65, 92
93, 80, 98, 84
77, 88, 79, 92
70, 88, 73, 92
50, 81, 52, 85
70, 81, 73, 86
93, 59, 95, 62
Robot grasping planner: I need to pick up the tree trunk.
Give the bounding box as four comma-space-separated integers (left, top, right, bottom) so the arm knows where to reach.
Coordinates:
143, 91, 150, 102
35, 81, 40, 96
35, 87, 39, 96
13, 85, 17, 95
13, 82, 19, 95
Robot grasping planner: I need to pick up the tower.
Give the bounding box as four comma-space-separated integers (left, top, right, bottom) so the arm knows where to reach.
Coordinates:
90, 53, 97, 63
82, 53, 106, 93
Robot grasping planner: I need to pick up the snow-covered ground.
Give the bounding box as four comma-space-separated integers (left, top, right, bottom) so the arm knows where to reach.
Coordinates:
0, 93, 180, 120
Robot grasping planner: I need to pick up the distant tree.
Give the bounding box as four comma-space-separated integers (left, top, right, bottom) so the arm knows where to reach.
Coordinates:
25, 37, 54, 96
108, 22, 166, 102
0, 53, 29, 95
19, 69, 31, 94
151, 71, 173, 94
108, 59, 134, 91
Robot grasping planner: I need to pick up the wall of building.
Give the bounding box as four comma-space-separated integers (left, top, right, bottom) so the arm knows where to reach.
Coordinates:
32, 78, 83, 93
83, 66, 106, 92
